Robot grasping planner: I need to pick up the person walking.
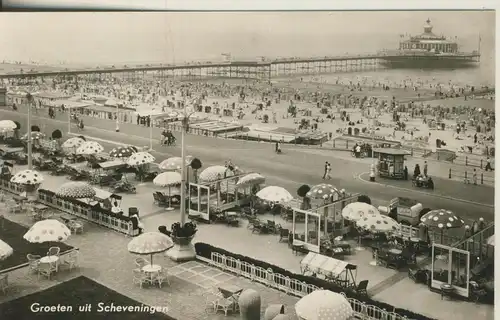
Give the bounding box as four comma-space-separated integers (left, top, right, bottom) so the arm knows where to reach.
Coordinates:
472, 168, 478, 185
322, 161, 328, 179
484, 157, 493, 171
325, 162, 332, 180
423, 161, 428, 176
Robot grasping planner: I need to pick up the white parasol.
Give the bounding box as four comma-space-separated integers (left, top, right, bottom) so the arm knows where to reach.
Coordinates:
158, 156, 193, 171
295, 290, 353, 320
235, 173, 265, 188
127, 152, 155, 166
306, 183, 341, 201
10, 169, 44, 185
56, 182, 96, 199
341, 202, 379, 221
256, 186, 293, 204
153, 172, 182, 187
127, 232, 174, 265
356, 213, 400, 234
0, 120, 17, 132
199, 165, 232, 182
23, 219, 71, 243
109, 146, 138, 159
0, 239, 13, 261
62, 137, 85, 149
76, 141, 104, 155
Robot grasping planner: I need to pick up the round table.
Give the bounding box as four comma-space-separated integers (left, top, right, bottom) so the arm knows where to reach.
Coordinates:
440, 283, 455, 300
40, 256, 59, 264
142, 264, 161, 273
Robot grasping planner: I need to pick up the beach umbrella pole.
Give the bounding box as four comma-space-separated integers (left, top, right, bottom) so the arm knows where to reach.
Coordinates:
166, 186, 174, 211
27, 98, 33, 169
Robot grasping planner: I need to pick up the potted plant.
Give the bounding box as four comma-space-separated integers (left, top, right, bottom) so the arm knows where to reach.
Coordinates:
166, 221, 198, 262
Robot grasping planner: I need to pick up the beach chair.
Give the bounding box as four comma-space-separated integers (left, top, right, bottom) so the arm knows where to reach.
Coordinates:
61, 251, 79, 271
134, 257, 149, 268
154, 269, 170, 288
132, 269, 149, 288
0, 274, 8, 294
48, 247, 61, 257
38, 261, 58, 280
27, 254, 41, 274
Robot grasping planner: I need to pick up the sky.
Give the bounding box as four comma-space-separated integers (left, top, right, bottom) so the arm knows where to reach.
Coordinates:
0, 11, 495, 65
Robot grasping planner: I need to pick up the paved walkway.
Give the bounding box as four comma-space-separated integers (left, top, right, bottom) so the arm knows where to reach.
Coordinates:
0, 107, 494, 224
0, 168, 494, 320
0, 205, 299, 320
357, 172, 494, 207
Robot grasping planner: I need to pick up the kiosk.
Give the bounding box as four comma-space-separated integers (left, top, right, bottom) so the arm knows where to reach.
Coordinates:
373, 147, 410, 180
291, 192, 360, 253
188, 173, 252, 221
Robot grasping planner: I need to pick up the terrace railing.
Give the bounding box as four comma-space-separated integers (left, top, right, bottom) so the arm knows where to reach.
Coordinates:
452, 223, 494, 257
36, 189, 137, 237
206, 252, 412, 320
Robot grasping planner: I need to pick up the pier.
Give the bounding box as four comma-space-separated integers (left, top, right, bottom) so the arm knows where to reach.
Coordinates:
0, 51, 480, 82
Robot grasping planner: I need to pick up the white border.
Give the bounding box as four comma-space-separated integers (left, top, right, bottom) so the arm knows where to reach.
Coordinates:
1, 0, 498, 11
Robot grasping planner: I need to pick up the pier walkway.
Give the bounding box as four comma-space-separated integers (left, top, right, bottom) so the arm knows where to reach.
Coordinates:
0, 51, 481, 80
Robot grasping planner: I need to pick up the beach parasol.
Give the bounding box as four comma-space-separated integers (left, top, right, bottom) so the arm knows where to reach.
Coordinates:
0, 120, 17, 133
341, 202, 379, 221
342, 202, 380, 251
21, 131, 45, 140
127, 152, 155, 166
62, 137, 85, 151
199, 165, 232, 182
76, 141, 104, 155
306, 183, 341, 201
295, 290, 353, 320
56, 182, 96, 199
153, 172, 182, 210
0, 240, 13, 261
109, 146, 138, 159
420, 209, 465, 244
356, 213, 400, 233
10, 169, 44, 185
236, 173, 265, 188
23, 219, 71, 243
256, 186, 293, 204
158, 156, 193, 171
0, 120, 17, 132
127, 232, 174, 265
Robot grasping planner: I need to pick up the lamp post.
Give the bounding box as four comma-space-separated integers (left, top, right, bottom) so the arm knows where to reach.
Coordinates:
67, 105, 71, 135
26, 93, 33, 169
167, 101, 196, 262
149, 116, 154, 151
179, 102, 190, 226
115, 103, 120, 132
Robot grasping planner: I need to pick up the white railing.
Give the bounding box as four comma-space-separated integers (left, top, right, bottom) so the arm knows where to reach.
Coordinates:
208, 252, 413, 320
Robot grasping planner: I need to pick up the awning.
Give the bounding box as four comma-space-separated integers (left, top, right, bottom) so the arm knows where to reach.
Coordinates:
54, 100, 95, 109
300, 252, 356, 278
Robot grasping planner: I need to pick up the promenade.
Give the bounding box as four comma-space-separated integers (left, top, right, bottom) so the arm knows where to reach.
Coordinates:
0, 106, 494, 224
1, 164, 493, 320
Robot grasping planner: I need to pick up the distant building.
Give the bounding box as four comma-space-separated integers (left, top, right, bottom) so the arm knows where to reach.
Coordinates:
0, 88, 6, 106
